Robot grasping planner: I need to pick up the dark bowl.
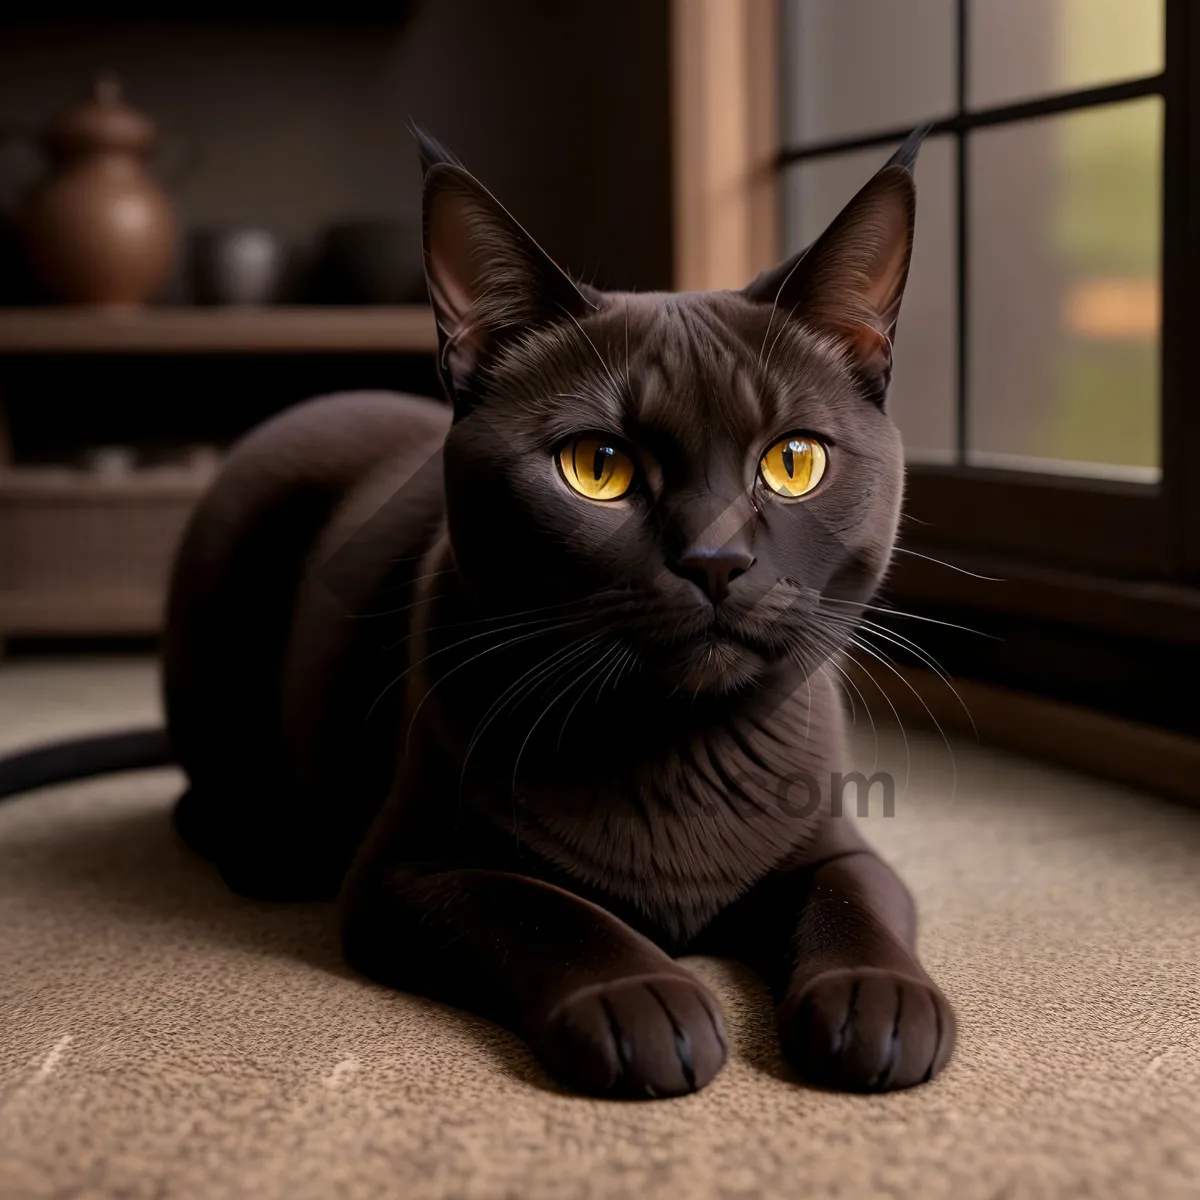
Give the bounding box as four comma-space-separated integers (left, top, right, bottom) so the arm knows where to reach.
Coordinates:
316, 219, 426, 305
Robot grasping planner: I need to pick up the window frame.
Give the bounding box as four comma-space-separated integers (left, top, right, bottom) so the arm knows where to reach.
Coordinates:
774, 0, 1193, 583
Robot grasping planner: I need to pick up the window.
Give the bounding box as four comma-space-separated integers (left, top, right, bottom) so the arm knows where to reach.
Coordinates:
777, 0, 1198, 585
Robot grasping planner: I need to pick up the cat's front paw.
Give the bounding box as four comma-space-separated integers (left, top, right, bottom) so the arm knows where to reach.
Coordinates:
541, 972, 728, 1099
779, 967, 955, 1092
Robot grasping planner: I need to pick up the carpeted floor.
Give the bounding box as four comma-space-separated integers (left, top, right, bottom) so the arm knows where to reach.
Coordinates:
1, 659, 1198, 1199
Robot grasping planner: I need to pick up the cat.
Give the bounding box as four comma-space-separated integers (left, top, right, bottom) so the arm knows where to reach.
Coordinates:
0, 128, 954, 1099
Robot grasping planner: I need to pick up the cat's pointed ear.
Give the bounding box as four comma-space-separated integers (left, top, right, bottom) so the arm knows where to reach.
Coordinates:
411, 123, 464, 174
744, 126, 927, 402
416, 129, 594, 409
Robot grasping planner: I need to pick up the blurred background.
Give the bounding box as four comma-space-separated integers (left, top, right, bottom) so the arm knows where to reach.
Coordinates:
0, 0, 1194, 796
0, 2, 671, 641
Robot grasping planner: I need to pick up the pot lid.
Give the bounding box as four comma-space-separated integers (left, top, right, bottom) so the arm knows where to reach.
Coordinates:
43, 73, 157, 157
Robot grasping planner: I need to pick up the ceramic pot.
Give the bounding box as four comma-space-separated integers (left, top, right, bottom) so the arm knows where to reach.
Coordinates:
21, 73, 176, 307
187, 225, 286, 306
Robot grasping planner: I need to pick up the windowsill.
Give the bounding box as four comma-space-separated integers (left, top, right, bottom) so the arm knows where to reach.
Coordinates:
887, 544, 1200, 646
848, 662, 1200, 809
905, 451, 1161, 486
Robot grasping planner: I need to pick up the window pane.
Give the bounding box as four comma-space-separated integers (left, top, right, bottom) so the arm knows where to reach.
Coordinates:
781, 139, 957, 462
969, 0, 1164, 109
967, 100, 1161, 480
781, 0, 955, 145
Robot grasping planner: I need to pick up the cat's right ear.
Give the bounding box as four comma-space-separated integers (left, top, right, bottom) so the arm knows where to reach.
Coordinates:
417, 130, 594, 412
743, 126, 927, 404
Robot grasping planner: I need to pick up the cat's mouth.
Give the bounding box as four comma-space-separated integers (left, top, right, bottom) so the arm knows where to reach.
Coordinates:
669, 635, 771, 693
703, 601, 797, 655
709, 622, 777, 658
645, 619, 780, 693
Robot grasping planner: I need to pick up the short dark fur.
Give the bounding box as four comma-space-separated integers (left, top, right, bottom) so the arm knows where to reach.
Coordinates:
23, 129, 957, 1098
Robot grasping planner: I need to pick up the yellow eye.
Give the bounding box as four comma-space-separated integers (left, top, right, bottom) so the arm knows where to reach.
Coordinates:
558, 436, 636, 501
759, 434, 828, 498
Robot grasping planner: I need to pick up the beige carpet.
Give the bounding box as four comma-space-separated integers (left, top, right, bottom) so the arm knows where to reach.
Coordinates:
1, 659, 1198, 1200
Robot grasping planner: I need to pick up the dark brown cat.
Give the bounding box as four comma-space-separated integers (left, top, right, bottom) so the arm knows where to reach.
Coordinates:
3, 129, 955, 1098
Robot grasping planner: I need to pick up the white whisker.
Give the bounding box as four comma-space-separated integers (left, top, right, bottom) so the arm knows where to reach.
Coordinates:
894, 547, 1005, 582
460, 631, 604, 792
556, 641, 625, 753
843, 649, 912, 803
849, 636, 955, 801
756, 253, 808, 371
370, 614, 582, 722
820, 597, 997, 640
402, 623, 595, 755
511, 637, 608, 794
856, 621, 978, 740
559, 306, 625, 405
826, 656, 880, 775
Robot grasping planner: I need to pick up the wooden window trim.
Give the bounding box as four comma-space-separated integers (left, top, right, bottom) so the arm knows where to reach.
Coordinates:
849, 663, 1200, 808
885, 547, 1200, 646
671, 0, 780, 292
903, 470, 1173, 578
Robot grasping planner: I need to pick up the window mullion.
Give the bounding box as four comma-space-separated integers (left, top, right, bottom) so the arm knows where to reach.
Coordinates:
955, 0, 968, 467
1160, 0, 1199, 579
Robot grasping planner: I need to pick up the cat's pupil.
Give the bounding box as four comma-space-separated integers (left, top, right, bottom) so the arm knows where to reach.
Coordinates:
782, 442, 797, 478
593, 445, 615, 481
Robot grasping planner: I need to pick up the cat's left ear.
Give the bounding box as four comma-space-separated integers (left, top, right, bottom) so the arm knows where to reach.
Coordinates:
415, 127, 595, 412
744, 126, 927, 402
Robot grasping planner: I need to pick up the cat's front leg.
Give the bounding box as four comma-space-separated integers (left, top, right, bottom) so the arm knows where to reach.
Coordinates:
774, 848, 956, 1091
341, 865, 727, 1098
711, 832, 955, 1092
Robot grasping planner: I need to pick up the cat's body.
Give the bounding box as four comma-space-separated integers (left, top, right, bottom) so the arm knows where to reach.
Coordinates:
163, 390, 453, 895
4, 130, 956, 1097
165, 385, 849, 940
163, 383, 934, 1099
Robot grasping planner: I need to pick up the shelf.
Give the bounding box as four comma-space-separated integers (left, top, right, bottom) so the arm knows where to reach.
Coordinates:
0, 306, 439, 355
0, 465, 216, 501
0, 589, 164, 636
0, 466, 209, 640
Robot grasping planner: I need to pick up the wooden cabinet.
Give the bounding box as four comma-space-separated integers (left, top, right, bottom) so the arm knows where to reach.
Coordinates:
0, 306, 438, 639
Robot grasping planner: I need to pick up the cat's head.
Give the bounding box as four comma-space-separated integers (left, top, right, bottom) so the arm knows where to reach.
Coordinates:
418, 129, 920, 695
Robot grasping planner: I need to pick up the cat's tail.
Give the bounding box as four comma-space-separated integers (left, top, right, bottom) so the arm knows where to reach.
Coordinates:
0, 728, 173, 801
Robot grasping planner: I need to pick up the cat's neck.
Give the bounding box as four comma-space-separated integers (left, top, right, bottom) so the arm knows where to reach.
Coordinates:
407, 547, 840, 771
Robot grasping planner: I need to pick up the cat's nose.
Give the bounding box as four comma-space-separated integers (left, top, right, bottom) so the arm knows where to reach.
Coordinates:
671, 547, 755, 605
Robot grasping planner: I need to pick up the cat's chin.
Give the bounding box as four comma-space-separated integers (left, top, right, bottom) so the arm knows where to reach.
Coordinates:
657, 637, 772, 695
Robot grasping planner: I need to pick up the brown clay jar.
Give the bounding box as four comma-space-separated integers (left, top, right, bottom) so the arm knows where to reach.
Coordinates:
23, 74, 175, 307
